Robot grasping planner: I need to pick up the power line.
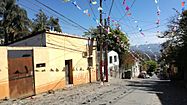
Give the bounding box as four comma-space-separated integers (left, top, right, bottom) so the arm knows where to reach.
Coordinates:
23, 0, 84, 30
35, 0, 90, 32
87, 0, 97, 19
108, 0, 114, 17
114, 0, 123, 17
118, 0, 137, 22
18, 3, 38, 13
127, 22, 168, 35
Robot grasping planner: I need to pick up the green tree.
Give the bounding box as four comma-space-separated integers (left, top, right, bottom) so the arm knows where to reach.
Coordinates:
32, 10, 62, 33
160, 10, 187, 79
145, 60, 158, 73
83, 27, 98, 38
0, 0, 31, 44
32, 10, 48, 33
83, 27, 129, 52
83, 27, 129, 68
47, 16, 62, 32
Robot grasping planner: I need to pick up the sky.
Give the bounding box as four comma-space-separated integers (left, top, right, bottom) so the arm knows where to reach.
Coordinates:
16, 0, 185, 45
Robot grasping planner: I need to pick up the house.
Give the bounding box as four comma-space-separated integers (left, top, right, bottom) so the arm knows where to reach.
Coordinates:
108, 50, 119, 78
0, 30, 97, 99
131, 59, 140, 78
96, 50, 119, 80
122, 52, 141, 78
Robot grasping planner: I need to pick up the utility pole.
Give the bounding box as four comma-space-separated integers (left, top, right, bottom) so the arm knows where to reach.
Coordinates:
99, 0, 103, 82
104, 19, 108, 82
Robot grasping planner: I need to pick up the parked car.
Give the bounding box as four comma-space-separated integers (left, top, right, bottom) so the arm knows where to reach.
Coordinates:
138, 71, 150, 79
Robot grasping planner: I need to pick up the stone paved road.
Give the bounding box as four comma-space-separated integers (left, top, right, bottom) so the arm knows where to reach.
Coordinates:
1, 77, 187, 105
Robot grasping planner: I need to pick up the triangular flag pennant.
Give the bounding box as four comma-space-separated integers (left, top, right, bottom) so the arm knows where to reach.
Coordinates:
92, 1, 97, 5
140, 32, 145, 36
98, 7, 103, 11
182, 2, 185, 6
155, 0, 158, 4
76, 5, 82, 10
127, 13, 131, 16
64, 0, 70, 2
157, 6, 160, 12
139, 28, 142, 32
123, 0, 126, 5
83, 9, 88, 14
72, 1, 77, 6
182, 7, 185, 12
72, 1, 82, 10
126, 6, 130, 11
156, 19, 160, 24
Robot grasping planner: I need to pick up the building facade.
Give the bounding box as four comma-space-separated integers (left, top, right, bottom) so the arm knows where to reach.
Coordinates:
0, 31, 97, 99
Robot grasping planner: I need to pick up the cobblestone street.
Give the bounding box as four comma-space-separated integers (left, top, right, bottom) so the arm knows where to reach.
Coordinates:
1, 77, 187, 105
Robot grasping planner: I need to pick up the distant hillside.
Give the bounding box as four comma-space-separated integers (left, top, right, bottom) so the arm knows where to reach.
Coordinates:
130, 44, 162, 60
131, 44, 161, 53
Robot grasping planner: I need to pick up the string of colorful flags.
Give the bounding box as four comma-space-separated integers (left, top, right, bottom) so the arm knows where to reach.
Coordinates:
182, 1, 185, 12
63, 0, 112, 33
122, 0, 132, 16
154, 0, 160, 33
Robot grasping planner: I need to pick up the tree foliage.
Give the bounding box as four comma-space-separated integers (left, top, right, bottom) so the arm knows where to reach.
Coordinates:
160, 10, 187, 79
145, 60, 158, 72
0, 0, 32, 44
32, 10, 62, 33
83, 28, 129, 53
48, 16, 62, 32
32, 10, 48, 33
83, 27, 129, 68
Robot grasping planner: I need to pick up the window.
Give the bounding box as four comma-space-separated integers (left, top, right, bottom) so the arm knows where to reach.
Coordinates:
114, 56, 117, 62
109, 56, 112, 64
36, 63, 46, 68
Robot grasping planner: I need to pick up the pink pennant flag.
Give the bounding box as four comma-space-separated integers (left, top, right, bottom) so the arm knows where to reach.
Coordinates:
126, 6, 130, 11
123, 0, 126, 5
127, 13, 131, 16
156, 19, 160, 24
182, 1, 185, 7
157, 11, 160, 15
140, 32, 145, 36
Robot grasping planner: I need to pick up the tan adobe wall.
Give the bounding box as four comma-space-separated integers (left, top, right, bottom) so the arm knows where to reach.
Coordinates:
46, 33, 97, 85
0, 47, 9, 99
33, 47, 66, 94
33, 33, 97, 94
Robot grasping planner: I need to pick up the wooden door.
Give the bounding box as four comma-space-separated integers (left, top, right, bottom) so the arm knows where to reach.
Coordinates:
65, 60, 73, 84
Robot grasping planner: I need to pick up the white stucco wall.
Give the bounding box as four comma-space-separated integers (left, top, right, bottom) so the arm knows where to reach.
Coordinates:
108, 50, 119, 76
132, 60, 140, 77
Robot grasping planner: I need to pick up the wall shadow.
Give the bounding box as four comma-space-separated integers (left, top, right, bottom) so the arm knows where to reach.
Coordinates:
126, 79, 187, 105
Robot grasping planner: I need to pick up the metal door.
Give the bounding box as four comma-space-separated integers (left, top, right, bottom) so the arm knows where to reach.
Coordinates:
8, 57, 35, 99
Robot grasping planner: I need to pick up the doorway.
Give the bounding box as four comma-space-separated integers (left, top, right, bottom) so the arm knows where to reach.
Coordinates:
65, 59, 73, 84
8, 50, 35, 99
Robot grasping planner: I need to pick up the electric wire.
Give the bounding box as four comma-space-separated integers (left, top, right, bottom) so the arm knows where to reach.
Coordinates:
108, 0, 114, 17
35, 0, 90, 32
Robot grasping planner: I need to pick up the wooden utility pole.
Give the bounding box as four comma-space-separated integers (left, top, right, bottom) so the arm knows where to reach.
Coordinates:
104, 19, 108, 82
99, 0, 103, 81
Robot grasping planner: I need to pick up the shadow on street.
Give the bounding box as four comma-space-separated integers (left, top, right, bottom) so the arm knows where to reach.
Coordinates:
126, 79, 187, 105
